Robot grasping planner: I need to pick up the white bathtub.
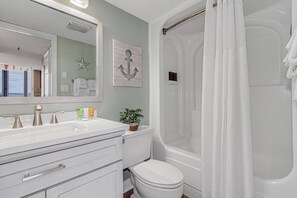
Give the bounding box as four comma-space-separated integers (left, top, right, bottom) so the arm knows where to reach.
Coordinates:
153, 132, 202, 198
166, 146, 202, 198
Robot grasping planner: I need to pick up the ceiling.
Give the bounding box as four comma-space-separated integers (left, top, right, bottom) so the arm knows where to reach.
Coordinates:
104, 0, 189, 23
0, 0, 96, 45
0, 0, 97, 67
0, 28, 51, 56
105, 0, 282, 23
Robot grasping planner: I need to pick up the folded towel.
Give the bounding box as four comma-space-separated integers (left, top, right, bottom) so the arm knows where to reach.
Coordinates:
87, 79, 96, 89
73, 78, 88, 96
88, 90, 96, 96
284, 28, 297, 78
286, 65, 297, 78
284, 28, 297, 100
73, 88, 88, 96
73, 86, 88, 96
74, 78, 87, 88
88, 85, 96, 90
87, 80, 96, 96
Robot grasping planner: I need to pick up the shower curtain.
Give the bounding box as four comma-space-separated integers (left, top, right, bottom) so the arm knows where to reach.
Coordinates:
201, 0, 254, 198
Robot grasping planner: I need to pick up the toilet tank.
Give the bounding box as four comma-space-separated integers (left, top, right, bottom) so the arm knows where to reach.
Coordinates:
122, 126, 153, 169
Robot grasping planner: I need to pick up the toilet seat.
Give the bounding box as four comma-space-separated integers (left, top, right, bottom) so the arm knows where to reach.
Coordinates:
130, 159, 183, 189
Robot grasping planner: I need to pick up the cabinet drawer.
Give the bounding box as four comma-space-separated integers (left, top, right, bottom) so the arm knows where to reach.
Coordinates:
0, 137, 122, 197
47, 161, 123, 198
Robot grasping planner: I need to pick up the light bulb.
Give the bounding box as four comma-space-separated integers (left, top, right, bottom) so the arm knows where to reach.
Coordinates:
70, 0, 89, 9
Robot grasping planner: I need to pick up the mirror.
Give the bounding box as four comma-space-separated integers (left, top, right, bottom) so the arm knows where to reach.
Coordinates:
0, 0, 103, 103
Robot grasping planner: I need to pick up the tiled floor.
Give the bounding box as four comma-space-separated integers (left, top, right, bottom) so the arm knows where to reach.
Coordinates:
123, 189, 133, 198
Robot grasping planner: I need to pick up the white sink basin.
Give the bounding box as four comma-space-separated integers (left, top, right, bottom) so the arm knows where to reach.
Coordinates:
0, 118, 127, 157
0, 122, 85, 150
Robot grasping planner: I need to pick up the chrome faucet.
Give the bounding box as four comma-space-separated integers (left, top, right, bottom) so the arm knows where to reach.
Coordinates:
1, 115, 23, 128
33, 105, 43, 126
50, 111, 65, 124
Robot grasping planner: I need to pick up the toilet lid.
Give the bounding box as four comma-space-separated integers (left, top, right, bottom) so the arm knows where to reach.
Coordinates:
130, 159, 183, 189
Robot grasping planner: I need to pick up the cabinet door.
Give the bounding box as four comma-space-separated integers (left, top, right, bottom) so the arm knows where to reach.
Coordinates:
24, 191, 45, 198
47, 162, 122, 198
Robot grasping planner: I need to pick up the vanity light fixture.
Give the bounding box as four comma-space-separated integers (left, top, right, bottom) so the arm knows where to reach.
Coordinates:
70, 0, 89, 9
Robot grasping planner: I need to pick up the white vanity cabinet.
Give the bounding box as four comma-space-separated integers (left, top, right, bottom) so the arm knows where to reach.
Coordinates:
0, 131, 124, 198
25, 191, 46, 198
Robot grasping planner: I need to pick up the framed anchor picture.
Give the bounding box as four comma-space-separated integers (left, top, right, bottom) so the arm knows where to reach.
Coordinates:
113, 39, 142, 87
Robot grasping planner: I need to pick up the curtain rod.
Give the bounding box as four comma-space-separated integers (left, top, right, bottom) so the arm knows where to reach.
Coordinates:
162, 2, 218, 35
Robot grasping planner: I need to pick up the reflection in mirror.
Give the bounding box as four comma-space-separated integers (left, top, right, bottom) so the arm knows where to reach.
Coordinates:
0, 29, 51, 97
0, 0, 97, 98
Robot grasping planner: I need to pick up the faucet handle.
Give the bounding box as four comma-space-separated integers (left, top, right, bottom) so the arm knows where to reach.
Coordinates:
50, 111, 65, 124
1, 115, 23, 128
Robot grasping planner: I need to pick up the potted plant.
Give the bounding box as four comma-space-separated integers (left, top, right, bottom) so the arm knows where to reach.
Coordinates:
120, 108, 143, 131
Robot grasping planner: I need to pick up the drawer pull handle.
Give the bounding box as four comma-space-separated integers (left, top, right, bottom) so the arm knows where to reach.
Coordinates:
22, 164, 66, 182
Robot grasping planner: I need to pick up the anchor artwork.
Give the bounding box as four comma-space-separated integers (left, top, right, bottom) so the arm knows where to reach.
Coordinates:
119, 50, 138, 80
113, 39, 142, 87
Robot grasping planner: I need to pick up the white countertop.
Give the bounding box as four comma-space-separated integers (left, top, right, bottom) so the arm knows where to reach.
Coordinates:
0, 118, 128, 157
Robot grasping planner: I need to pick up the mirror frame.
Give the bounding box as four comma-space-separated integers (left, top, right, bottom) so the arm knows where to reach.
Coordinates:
0, 0, 103, 104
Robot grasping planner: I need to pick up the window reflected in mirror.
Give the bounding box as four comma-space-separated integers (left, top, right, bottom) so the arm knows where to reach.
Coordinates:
0, 68, 32, 97
0, 27, 50, 97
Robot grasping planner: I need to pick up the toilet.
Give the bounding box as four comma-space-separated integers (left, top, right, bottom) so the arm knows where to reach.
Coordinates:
122, 126, 184, 198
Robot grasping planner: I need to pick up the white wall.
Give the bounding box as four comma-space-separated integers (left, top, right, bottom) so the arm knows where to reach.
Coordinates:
0, 51, 43, 68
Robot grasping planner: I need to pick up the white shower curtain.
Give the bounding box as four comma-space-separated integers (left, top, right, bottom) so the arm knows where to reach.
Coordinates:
201, 0, 254, 198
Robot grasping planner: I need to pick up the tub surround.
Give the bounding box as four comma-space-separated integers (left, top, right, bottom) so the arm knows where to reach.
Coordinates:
150, 0, 293, 196
149, 1, 204, 197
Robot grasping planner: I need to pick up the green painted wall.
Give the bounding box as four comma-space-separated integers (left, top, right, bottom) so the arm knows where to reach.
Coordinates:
0, 0, 149, 125
57, 36, 96, 96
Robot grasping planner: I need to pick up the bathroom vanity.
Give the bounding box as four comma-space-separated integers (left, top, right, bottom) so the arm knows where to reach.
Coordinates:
0, 119, 126, 198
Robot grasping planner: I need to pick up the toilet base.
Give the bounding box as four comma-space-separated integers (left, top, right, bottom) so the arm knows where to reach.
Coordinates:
128, 160, 184, 198
129, 170, 183, 198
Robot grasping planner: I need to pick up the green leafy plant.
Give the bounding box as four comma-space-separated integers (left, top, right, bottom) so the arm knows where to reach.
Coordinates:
120, 108, 143, 125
